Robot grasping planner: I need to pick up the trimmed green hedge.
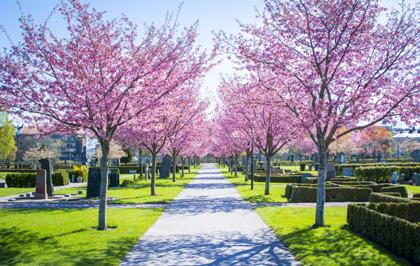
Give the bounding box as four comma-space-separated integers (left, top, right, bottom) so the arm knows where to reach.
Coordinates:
347, 204, 420, 263
380, 186, 408, 197
6, 172, 70, 187
69, 170, 88, 182
110, 166, 142, 174
52, 172, 69, 186
354, 166, 420, 183
330, 181, 374, 185
380, 192, 402, 197
5, 173, 36, 187
369, 192, 411, 203
0, 169, 36, 173
336, 163, 420, 176
329, 177, 358, 182
286, 184, 372, 202
254, 174, 302, 183
368, 202, 420, 223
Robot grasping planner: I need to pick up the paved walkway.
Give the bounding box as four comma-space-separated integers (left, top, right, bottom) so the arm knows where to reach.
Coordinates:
121, 163, 298, 266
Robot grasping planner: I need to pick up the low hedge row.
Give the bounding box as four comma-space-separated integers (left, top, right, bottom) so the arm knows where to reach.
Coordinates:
5, 173, 36, 187
380, 185, 408, 197
336, 163, 420, 176
369, 193, 411, 203
285, 184, 372, 202
354, 166, 420, 183
110, 166, 142, 174
368, 202, 420, 223
69, 170, 88, 182
329, 177, 358, 182
6, 172, 70, 187
0, 169, 36, 173
52, 172, 70, 186
347, 204, 420, 263
254, 174, 302, 183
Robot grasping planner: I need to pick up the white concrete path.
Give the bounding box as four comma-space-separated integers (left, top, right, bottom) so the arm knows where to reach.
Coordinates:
121, 163, 298, 266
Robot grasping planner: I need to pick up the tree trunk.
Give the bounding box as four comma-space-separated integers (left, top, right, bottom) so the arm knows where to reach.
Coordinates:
138, 148, 143, 175
172, 152, 177, 182
188, 157, 191, 173
181, 157, 184, 178
234, 155, 238, 178
250, 150, 254, 190
145, 163, 149, 181
244, 151, 250, 181
315, 148, 327, 227
98, 140, 110, 230
151, 149, 157, 196
264, 155, 271, 195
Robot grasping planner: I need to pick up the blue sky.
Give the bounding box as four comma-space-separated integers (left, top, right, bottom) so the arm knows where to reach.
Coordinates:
0, 0, 264, 115
0, 0, 415, 117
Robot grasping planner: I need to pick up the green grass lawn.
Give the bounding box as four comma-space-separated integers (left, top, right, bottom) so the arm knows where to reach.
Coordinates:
0, 188, 34, 197
56, 166, 202, 204
111, 166, 201, 204
405, 185, 420, 197
280, 165, 319, 176
257, 206, 410, 266
0, 172, 17, 180
1, 166, 202, 202
218, 166, 287, 203
0, 208, 162, 265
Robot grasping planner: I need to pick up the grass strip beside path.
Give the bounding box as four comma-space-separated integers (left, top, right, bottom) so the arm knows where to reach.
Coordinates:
57, 165, 203, 204
219, 166, 288, 203
257, 206, 410, 266
0, 208, 162, 265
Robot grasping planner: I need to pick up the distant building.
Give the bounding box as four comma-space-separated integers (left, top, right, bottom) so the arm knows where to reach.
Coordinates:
51, 134, 87, 163
15, 126, 87, 164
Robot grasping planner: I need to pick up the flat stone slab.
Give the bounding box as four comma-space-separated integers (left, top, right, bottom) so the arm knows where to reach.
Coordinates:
121, 163, 298, 266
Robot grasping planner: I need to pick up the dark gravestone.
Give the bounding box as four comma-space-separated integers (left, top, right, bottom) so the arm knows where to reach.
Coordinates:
40, 158, 54, 196
326, 163, 336, 179
342, 167, 353, 177
300, 163, 305, 171
87, 167, 101, 198
0, 182, 5, 188
35, 169, 48, 199
415, 173, 420, 186
159, 155, 172, 178
314, 163, 319, 171
108, 171, 120, 188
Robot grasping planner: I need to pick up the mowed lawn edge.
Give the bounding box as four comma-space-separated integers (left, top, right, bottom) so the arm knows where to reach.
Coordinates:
0, 207, 163, 265
256, 206, 411, 266
0, 165, 203, 202
217, 166, 288, 203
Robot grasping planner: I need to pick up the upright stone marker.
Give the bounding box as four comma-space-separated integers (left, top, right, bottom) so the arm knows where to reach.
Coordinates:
108, 170, 120, 187
159, 155, 172, 178
35, 169, 48, 199
87, 167, 101, 198
40, 158, 54, 196
342, 167, 353, 177
326, 163, 336, 179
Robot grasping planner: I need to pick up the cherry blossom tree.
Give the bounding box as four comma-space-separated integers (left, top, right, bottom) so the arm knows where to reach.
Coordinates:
218, 77, 300, 194
0, 0, 212, 229
288, 137, 316, 161
221, 0, 419, 225
116, 84, 208, 195
166, 102, 208, 182
356, 126, 393, 160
